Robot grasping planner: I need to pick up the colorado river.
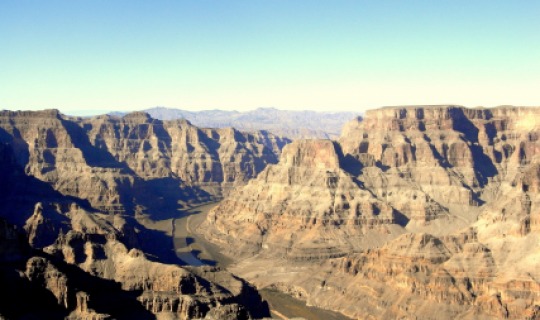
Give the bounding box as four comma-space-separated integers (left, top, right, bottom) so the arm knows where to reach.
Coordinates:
171, 202, 233, 267
169, 202, 352, 320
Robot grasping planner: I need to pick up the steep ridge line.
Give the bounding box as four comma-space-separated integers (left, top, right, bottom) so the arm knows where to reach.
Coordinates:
0, 110, 282, 319
201, 105, 540, 319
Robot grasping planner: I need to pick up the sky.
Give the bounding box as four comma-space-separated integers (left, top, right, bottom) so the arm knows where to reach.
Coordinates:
1, 1, 539, 115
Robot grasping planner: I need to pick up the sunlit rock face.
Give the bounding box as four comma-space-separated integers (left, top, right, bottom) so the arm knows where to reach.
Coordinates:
202, 105, 540, 319
202, 139, 400, 260
341, 106, 539, 203
0, 110, 289, 214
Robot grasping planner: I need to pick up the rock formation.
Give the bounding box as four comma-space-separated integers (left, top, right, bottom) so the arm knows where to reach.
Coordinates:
2, 105, 539, 319
201, 105, 540, 319
1, 213, 268, 319
0, 110, 289, 214
202, 139, 401, 260
0, 111, 276, 319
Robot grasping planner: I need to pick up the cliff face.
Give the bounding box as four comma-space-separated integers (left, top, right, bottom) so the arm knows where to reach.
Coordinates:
0, 110, 289, 214
1, 214, 267, 319
0, 112, 278, 319
81, 112, 286, 183
340, 106, 539, 200
42, 229, 268, 319
0, 218, 70, 319
202, 140, 400, 260
202, 105, 540, 319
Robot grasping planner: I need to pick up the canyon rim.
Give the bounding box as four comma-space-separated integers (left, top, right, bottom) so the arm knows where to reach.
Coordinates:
0, 105, 539, 319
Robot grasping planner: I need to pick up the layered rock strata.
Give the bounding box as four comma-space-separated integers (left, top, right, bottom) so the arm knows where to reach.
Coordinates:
2, 105, 539, 319
0, 110, 289, 214
202, 105, 540, 319
202, 140, 401, 260
0, 125, 271, 319
1, 215, 269, 319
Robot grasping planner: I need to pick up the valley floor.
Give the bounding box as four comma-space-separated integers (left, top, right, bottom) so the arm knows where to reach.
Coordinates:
138, 202, 352, 320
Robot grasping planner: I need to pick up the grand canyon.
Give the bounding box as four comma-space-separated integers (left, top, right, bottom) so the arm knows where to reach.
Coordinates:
0, 105, 539, 319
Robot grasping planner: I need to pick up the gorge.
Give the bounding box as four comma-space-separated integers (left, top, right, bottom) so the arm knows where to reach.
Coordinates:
201, 105, 540, 319
0, 105, 539, 319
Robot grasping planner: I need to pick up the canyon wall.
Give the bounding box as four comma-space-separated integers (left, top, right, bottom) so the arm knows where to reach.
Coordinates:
0, 110, 289, 214
2, 105, 539, 319
0, 110, 280, 319
202, 105, 540, 319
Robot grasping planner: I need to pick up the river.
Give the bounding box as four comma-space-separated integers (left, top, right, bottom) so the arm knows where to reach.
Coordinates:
162, 202, 352, 320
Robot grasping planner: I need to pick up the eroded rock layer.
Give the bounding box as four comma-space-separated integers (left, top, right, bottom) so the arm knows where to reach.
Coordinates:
1, 214, 269, 319
203, 140, 401, 260
0, 112, 276, 319
0, 110, 289, 214
202, 105, 540, 319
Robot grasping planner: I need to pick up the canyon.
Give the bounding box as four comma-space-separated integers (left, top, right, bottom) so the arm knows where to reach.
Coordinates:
0, 110, 284, 319
1, 105, 539, 319
201, 105, 540, 319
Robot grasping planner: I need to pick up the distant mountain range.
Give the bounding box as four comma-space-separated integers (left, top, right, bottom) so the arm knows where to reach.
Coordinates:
110, 107, 362, 139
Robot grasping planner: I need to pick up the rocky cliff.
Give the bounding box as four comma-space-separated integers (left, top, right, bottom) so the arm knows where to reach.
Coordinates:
0, 110, 289, 214
0, 111, 278, 319
201, 105, 540, 319
202, 140, 401, 261
2, 105, 539, 319
1, 214, 269, 319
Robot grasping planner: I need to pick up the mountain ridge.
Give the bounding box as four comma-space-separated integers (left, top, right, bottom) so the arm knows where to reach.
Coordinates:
201, 104, 540, 319
1, 104, 539, 319
0, 109, 284, 319
108, 106, 362, 140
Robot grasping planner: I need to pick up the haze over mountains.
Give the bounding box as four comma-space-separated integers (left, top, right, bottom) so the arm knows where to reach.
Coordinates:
0, 105, 539, 319
110, 107, 361, 140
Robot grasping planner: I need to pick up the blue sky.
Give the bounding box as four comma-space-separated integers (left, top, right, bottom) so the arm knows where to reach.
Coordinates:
1, 1, 539, 114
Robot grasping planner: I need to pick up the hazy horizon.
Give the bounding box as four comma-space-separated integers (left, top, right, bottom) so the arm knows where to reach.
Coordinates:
1, 1, 539, 114
4, 104, 538, 118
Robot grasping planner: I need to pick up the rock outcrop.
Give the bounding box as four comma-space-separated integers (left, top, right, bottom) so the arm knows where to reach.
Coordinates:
202, 140, 401, 260
201, 105, 540, 319
1, 216, 269, 319
1, 214, 268, 319
44, 228, 269, 319
0, 117, 273, 319
0, 218, 71, 319
0, 110, 289, 214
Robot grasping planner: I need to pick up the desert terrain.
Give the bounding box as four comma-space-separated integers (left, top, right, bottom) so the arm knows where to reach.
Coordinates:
1, 105, 539, 319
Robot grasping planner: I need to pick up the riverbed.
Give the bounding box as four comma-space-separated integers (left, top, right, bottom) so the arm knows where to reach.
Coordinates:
172, 202, 234, 267
140, 202, 351, 320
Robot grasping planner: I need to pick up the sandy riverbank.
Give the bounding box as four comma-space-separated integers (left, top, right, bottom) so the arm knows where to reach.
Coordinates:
139, 202, 351, 320
173, 202, 234, 267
